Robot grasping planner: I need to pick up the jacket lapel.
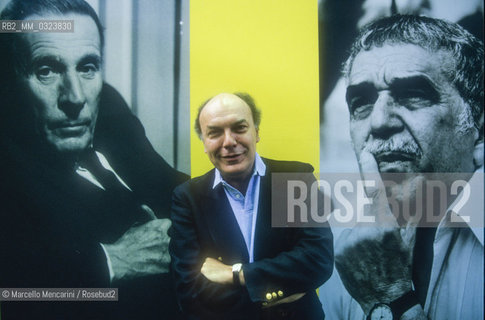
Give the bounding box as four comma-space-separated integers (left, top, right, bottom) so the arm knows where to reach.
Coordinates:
252, 167, 273, 260
201, 174, 249, 263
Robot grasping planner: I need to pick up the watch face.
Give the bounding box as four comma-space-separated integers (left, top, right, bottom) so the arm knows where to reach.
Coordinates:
370, 304, 393, 320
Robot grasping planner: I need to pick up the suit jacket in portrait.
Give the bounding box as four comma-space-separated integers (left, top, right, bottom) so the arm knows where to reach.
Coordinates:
0, 83, 188, 320
170, 158, 334, 319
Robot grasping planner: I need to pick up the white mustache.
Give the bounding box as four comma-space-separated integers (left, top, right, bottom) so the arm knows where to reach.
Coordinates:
363, 139, 422, 158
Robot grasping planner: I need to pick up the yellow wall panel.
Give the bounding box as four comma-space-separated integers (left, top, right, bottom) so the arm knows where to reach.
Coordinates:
190, 0, 320, 176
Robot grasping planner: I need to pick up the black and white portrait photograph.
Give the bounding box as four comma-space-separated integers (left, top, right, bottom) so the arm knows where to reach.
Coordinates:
318, 1, 483, 320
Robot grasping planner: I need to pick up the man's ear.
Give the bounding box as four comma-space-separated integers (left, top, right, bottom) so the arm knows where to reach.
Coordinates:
473, 141, 483, 170
256, 128, 260, 143
473, 112, 484, 170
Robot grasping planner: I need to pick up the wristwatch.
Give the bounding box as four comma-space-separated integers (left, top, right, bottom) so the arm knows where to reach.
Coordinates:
368, 303, 393, 320
367, 291, 419, 320
232, 263, 242, 285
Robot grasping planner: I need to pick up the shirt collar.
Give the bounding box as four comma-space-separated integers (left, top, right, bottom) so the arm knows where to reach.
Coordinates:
213, 152, 266, 189
439, 171, 484, 246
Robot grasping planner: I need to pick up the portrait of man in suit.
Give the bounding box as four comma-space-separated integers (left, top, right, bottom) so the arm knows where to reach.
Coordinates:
0, 0, 187, 318
169, 92, 334, 319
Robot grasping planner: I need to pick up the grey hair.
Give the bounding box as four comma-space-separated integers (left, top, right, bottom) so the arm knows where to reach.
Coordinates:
343, 14, 484, 132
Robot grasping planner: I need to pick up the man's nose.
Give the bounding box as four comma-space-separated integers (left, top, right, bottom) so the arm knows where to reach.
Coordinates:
59, 70, 86, 117
222, 130, 237, 148
369, 92, 404, 138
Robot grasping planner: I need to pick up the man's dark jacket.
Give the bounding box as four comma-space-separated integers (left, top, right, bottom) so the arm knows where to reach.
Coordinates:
0, 84, 188, 319
170, 158, 334, 319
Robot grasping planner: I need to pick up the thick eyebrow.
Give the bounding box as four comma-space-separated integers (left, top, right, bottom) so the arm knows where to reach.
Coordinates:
346, 82, 375, 106
30, 53, 101, 70
346, 75, 441, 108
389, 75, 440, 102
31, 55, 64, 70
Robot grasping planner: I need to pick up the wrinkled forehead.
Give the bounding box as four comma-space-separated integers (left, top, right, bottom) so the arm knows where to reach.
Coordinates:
12, 13, 101, 73
347, 44, 455, 87
23, 12, 100, 42
25, 8, 103, 42
13, 12, 102, 56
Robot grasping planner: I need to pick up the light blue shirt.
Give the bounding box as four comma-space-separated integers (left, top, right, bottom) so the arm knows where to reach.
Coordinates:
213, 153, 266, 262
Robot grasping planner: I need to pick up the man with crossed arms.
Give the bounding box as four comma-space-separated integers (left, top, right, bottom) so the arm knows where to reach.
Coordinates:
169, 92, 333, 319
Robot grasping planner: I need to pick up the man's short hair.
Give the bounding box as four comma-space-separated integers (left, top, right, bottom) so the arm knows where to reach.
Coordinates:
343, 14, 484, 131
194, 92, 262, 138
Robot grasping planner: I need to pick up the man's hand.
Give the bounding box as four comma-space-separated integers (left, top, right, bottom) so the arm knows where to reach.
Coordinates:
103, 218, 171, 282
262, 293, 306, 308
335, 227, 414, 314
200, 257, 234, 285
334, 151, 415, 315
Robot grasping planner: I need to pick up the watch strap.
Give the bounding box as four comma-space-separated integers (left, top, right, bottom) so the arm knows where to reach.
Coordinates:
367, 290, 419, 320
367, 303, 392, 320
389, 290, 419, 319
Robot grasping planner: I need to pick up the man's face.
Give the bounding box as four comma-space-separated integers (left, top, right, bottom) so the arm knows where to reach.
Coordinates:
347, 44, 478, 174
199, 93, 260, 183
19, 13, 102, 156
